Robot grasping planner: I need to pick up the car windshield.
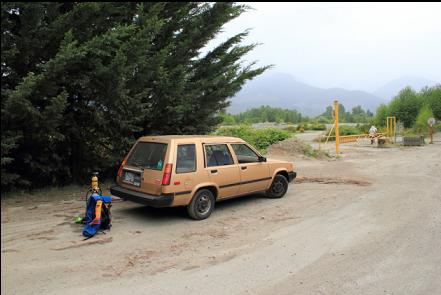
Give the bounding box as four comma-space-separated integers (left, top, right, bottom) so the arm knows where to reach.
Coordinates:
126, 142, 167, 170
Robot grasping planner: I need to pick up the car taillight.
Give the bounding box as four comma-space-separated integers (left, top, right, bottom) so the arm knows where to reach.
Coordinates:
162, 163, 173, 185
117, 156, 127, 177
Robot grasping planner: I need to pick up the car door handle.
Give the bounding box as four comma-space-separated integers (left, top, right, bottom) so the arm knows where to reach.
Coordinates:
241, 166, 247, 170
210, 170, 218, 174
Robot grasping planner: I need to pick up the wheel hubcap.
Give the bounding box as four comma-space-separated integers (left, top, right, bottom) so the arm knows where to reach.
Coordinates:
271, 180, 285, 196
196, 195, 211, 214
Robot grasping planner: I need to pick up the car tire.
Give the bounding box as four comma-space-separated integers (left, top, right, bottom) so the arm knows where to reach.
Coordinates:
187, 189, 215, 220
266, 174, 288, 198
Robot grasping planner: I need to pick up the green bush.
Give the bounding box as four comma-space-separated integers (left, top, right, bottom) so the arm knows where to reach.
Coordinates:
309, 122, 326, 130
330, 125, 360, 136
420, 85, 441, 120
296, 123, 308, 132
355, 123, 373, 134
215, 125, 290, 153
294, 122, 326, 131
283, 126, 297, 133
413, 105, 434, 135
343, 125, 361, 135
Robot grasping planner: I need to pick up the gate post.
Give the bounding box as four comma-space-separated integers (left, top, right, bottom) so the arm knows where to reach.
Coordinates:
386, 116, 396, 142
334, 100, 340, 155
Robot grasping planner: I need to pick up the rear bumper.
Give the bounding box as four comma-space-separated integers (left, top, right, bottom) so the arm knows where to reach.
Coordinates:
288, 171, 297, 182
110, 185, 174, 208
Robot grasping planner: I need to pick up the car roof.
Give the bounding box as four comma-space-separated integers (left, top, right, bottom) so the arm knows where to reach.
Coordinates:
138, 135, 246, 144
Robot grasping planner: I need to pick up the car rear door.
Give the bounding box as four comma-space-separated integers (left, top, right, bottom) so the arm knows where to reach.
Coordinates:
204, 143, 240, 199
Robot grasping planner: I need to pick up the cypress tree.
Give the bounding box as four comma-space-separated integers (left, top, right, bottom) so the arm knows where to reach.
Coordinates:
1, 2, 269, 189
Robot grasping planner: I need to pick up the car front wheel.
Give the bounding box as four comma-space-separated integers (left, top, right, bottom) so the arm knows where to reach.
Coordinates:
266, 175, 288, 198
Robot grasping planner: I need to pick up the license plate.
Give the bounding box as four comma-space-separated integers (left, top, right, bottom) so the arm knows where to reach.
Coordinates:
123, 171, 141, 187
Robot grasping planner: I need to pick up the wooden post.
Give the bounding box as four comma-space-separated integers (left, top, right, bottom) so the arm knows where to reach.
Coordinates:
386, 116, 396, 142
393, 116, 397, 143
334, 100, 340, 155
428, 117, 435, 144
430, 125, 433, 144
386, 117, 389, 137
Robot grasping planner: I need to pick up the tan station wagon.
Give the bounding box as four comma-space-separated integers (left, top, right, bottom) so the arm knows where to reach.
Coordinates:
110, 135, 297, 219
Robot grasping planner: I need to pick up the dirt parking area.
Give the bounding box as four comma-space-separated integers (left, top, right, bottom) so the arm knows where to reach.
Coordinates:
2, 134, 441, 295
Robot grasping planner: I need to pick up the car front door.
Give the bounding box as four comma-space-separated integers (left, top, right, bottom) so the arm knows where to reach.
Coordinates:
230, 143, 271, 194
204, 144, 240, 199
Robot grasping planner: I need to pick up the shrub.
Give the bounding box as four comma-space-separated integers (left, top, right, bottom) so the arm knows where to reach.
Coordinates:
331, 125, 360, 136
413, 104, 434, 135
355, 123, 373, 134
215, 125, 290, 153
420, 85, 441, 120
309, 122, 326, 130
283, 126, 297, 133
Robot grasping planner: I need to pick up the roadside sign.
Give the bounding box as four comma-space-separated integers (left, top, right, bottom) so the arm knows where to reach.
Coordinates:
427, 117, 435, 127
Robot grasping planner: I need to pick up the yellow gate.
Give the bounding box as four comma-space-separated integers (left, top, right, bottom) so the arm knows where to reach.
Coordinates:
320, 100, 393, 153
386, 116, 396, 141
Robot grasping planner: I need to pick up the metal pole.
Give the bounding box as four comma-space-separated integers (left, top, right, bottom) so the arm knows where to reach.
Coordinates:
334, 100, 340, 155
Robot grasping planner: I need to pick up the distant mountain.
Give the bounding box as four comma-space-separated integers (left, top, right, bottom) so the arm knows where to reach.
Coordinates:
374, 76, 438, 100
227, 72, 386, 116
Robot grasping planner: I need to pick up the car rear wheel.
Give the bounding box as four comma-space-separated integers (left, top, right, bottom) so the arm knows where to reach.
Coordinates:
266, 175, 288, 198
187, 189, 215, 220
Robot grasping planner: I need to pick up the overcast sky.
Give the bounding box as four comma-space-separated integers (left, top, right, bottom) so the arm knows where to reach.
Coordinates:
209, 2, 441, 92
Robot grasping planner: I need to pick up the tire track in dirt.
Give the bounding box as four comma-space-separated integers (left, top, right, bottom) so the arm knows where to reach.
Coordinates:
51, 237, 113, 250
296, 176, 371, 186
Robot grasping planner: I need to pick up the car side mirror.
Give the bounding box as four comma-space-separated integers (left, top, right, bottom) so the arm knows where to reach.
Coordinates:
258, 156, 267, 162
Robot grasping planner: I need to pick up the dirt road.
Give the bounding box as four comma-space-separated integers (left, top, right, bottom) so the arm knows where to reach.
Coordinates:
2, 135, 441, 295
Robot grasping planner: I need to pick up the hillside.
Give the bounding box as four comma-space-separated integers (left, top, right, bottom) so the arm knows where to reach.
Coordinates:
227, 72, 386, 116
374, 76, 438, 100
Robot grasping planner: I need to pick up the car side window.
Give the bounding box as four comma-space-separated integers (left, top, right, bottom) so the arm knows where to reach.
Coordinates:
176, 144, 196, 173
204, 144, 234, 167
231, 144, 259, 164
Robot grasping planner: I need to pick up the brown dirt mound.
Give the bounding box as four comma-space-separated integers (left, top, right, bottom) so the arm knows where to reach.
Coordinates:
266, 137, 329, 159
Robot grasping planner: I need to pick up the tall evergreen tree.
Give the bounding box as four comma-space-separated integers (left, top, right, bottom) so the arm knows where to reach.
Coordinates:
388, 87, 422, 128
1, 2, 269, 189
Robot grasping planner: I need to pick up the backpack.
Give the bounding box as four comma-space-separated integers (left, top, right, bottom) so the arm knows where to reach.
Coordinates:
82, 194, 112, 239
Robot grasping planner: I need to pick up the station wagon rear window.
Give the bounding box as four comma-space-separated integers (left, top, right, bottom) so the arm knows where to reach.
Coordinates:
126, 142, 167, 170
